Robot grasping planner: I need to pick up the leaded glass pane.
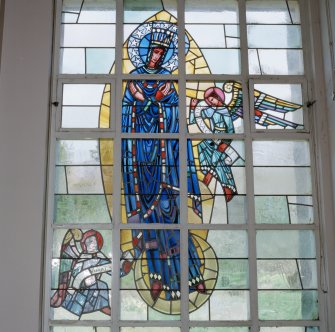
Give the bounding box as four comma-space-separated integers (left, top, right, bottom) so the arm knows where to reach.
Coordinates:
51, 229, 112, 320
54, 140, 113, 224
190, 328, 250, 332
252, 84, 304, 130
186, 81, 244, 134
185, 0, 240, 74
257, 230, 318, 321
60, 0, 116, 74
120, 229, 181, 320
246, 0, 303, 75
123, 2, 178, 74
61, 84, 111, 128
189, 230, 249, 320
188, 140, 246, 224
51, 327, 111, 332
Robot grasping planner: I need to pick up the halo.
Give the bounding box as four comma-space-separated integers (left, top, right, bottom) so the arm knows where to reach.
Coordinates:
134, 234, 218, 315
127, 21, 189, 72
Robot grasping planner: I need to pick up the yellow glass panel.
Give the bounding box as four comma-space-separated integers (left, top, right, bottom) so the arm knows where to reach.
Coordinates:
102, 166, 113, 194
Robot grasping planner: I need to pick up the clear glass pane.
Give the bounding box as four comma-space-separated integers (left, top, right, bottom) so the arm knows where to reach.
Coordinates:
62, 84, 106, 106
246, 0, 300, 24
253, 141, 309, 166
86, 48, 115, 74
248, 25, 302, 48
60, 48, 85, 74
256, 230, 316, 258
185, 0, 239, 23
249, 49, 304, 75
62, 107, 100, 128
201, 49, 241, 74
254, 167, 312, 195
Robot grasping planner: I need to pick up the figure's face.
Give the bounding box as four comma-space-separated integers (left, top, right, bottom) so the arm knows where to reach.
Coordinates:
148, 47, 165, 68
85, 235, 98, 253
208, 95, 223, 107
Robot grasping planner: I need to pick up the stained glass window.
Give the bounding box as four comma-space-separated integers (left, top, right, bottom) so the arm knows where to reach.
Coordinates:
47, 0, 321, 331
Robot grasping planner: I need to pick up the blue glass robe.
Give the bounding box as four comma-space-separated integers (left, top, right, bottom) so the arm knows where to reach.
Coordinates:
122, 65, 203, 300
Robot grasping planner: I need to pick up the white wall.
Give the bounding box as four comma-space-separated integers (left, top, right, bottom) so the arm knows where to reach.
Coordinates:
0, 0, 53, 331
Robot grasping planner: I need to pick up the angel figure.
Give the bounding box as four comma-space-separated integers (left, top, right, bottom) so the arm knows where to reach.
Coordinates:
51, 229, 112, 317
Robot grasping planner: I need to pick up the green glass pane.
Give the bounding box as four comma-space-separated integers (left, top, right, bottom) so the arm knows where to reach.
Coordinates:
124, 0, 177, 23
86, 48, 115, 74
216, 259, 249, 289
258, 290, 318, 320
56, 140, 101, 165
190, 328, 250, 332
54, 195, 111, 223
228, 196, 247, 224
55, 166, 67, 194
260, 328, 319, 332
202, 49, 241, 74
121, 329, 180, 332
66, 166, 104, 194
258, 260, 304, 289
255, 196, 289, 224
257, 231, 316, 258
206, 231, 248, 258
51, 328, 111, 332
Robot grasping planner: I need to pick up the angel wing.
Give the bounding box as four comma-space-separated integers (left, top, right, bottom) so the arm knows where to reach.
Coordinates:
224, 81, 303, 129
50, 229, 83, 307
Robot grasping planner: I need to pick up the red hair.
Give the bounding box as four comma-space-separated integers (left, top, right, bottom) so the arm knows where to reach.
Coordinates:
80, 230, 104, 251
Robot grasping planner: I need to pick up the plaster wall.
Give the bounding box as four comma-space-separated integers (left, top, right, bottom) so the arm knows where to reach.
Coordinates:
0, 0, 53, 331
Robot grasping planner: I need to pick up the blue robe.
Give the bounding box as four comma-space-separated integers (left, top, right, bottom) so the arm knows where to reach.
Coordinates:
122, 65, 203, 300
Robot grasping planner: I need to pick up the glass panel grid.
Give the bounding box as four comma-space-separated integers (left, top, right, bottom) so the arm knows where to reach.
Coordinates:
46, 0, 321, 331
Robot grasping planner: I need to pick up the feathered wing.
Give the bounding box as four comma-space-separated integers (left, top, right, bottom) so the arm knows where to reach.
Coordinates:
224, 81, 303, 128
50, 229, 83, 307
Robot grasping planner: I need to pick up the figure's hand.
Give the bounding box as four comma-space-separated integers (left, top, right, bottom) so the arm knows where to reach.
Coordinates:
129, 81, 145, 102
155, 82, 171, 101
